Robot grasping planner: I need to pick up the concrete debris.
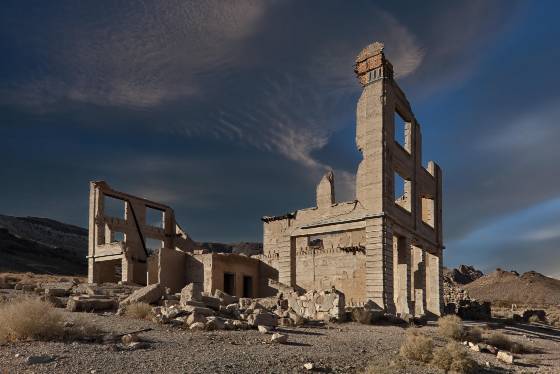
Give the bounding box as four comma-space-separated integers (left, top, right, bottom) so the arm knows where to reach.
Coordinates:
120, 283, 164, 306
271, 333, 288, 344
26, 355, 56, 365
180, 283, 202, 304
258, 325, 271, 334
303, 363, 314, 370
497, 350, 514, 364
67, 295, 117, 312
189, 322, 205, 331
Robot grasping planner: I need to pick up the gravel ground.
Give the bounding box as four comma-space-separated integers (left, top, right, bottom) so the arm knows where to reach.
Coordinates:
1, 311, 560, 373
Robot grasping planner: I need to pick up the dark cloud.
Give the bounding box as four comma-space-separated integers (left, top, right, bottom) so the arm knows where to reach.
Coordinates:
1, 1, 559, 276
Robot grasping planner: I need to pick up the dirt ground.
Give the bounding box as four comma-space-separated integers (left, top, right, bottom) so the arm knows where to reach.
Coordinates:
1, 309, 559, 374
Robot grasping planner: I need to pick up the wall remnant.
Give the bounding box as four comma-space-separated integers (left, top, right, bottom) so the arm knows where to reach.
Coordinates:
261, 41, 444, 316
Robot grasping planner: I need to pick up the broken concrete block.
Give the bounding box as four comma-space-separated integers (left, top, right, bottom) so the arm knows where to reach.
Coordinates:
26, 355, 55, 365
121, 334, 140, 345
201, 295, 222, 310
189, 322, 205, 331
180, 283, 202, 305
214, 289, 238, 306
183, 305, 215, 316
239, 298, 252, 309
271, 333, 288, 344
187, 311, 207, 326
497, 351, 514, 364
67, 296, 117, 312
257, 325, 271, 334
121, 284, 163, 306
303, 363, 314, 370
247, 312, 278, 327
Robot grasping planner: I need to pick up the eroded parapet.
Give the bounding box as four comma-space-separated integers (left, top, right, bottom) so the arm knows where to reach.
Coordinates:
87, 181, 196, 286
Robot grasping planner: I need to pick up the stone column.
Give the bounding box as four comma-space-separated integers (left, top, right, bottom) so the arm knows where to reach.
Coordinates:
425, 249, 442, 316
410, 246, 426, 316
278, 235, 295, 287
365, 217, 395, 312
393, 235, 411, 315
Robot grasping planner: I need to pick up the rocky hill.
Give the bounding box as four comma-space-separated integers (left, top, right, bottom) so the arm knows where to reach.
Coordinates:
0, 215, 88, 275
0, 214, 263, 275
463, 269, 560, 306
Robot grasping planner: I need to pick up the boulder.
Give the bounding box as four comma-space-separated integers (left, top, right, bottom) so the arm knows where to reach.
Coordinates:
180, 283, 202, 305
121, 284, 164, 306
205, 316, 226, 330
271, 333, 288, 344
233, 320, 250, 330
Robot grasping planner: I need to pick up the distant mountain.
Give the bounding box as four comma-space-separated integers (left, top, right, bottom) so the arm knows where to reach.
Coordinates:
0, 215, 88, 275
444, 264, 484, 285
463, 269, 560, 306
0, 214, 263, 275
196, 241, 263, 256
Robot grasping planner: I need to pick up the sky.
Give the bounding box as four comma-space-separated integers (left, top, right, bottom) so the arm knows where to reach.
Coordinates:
1, 1, 559, 278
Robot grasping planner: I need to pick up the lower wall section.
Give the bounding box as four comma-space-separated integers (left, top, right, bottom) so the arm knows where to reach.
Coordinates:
295, 250, 366, 305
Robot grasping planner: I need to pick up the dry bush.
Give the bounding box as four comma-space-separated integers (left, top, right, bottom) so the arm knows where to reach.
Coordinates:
528, 315, 541, 324
399, 330, 433, 363
124, 302, 154, 320
64, 315, 102, 340
486, 332, 527, 353
0, 297, 63, 343
547, 311, 560, 327
465, 326, 483, 343
432, 342, 478, 374
437, 315, 464, 341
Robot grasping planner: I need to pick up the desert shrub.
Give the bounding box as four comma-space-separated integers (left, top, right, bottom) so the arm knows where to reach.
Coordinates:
124, 302, 154, 320
399, 330, 433, 363
0, 297, 63, 343
528, 315, 541, 324
438, 315, 464, 341
486, 332, 527, 353
547, 311, 560, 327
64, 315, 102, 340
465, 326, 483, 343
362, 359, 408, 374
432, 342, 477, 374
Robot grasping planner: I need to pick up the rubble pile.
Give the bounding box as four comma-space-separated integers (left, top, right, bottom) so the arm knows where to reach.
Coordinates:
444, 268, 491, 321
139, 283, 347, 332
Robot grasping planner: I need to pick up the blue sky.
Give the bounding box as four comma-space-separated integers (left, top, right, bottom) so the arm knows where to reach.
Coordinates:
1, 1, 559, 278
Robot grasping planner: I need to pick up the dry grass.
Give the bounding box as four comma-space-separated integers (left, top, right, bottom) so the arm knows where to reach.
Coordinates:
547, 311, 560, 327
465, 326, 483, 343
486, 332, 526, 353
124, 302, 154, 320
432, 342, 478, 374
0, 297, 64, 343
437, 315, 464, 341
528, 314, 541, 323
399, 330, 433, 363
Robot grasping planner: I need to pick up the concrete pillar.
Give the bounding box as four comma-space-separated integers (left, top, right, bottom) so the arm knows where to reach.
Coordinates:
425, 250, 442, 316
411, 246, 426, 316
393, 235, 411, 315
365, 217, 395, 312
278, 235, 295, 287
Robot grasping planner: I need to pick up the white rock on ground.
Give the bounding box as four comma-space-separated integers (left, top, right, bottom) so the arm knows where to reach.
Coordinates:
271, 333, 288, 344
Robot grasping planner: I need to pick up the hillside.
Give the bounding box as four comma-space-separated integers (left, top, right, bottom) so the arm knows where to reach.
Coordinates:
0, 215, 88, 275
463, 269, 560, 305
0, 214, 263, 275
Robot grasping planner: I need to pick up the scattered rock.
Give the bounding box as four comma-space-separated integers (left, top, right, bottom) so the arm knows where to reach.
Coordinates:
258, 325, 271, 334
180, 283, 202, 305
126, 341, 150, 350
497, 351, 514, 364
26, 355, 56, 365
189, 322, 206, 331
271, 333, 288, 344
303, 363, 314, 370
121, 333, 140, 345
121, 283, 164, 306
67, 296, 117, 312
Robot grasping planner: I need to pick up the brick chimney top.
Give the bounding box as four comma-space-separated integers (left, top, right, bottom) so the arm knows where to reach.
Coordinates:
354, 41, 393, 86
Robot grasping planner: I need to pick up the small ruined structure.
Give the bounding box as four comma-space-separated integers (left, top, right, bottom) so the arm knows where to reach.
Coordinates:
261, 42, 443, 316
88, 181, 276, 295
87, 42, 443, 316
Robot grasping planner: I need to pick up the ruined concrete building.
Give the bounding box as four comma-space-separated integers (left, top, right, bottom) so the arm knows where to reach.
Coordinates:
87, 42, 443, 316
